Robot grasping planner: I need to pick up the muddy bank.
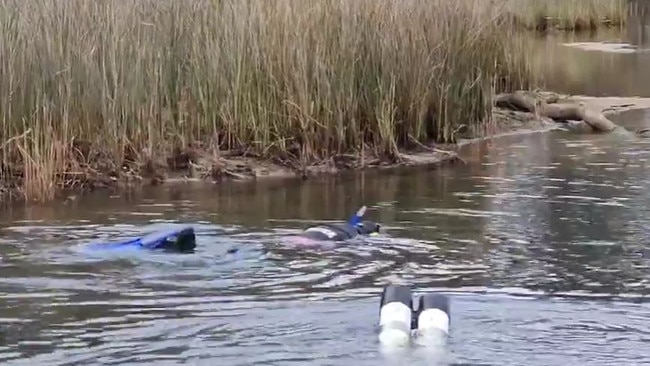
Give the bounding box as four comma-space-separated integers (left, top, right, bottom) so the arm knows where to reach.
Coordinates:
2, 91, 650, 202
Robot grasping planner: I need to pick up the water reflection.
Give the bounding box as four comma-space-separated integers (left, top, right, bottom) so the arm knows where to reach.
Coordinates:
473, 124, 650, 297
529, 5, 650, 97
532, 29, 650, 97
629, 0, 650, 47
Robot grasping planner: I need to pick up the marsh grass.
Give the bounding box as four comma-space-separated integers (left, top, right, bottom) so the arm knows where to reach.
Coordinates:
0, 0, 629, 201
510, 0, 628, 31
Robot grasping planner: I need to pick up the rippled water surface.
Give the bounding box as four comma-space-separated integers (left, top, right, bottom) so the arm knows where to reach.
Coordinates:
1, 108, 650, 365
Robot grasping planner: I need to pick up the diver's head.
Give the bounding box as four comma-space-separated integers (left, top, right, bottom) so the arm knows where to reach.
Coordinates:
356, 220, 381, 236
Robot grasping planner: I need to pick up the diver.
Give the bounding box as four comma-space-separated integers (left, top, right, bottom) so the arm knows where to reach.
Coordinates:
289, 206, 381, 244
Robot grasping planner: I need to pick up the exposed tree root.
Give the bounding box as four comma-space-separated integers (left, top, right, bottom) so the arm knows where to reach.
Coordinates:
494, 90, 620, 133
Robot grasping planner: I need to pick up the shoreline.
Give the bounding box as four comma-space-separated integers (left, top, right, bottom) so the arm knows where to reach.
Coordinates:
4, 92, 649, 204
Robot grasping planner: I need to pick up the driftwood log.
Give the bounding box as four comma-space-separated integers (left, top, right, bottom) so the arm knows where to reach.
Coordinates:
495, 90, 619, 133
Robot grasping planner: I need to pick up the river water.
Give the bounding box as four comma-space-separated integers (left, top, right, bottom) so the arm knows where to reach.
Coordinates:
533, 28, 650, 98
2, 23, 650, 366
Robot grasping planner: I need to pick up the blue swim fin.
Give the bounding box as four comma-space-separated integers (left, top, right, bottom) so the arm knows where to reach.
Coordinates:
84, 225, 196, 253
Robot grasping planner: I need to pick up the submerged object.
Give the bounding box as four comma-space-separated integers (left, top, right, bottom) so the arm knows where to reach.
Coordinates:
378, 284, 450, 347
84, 225, 197, 253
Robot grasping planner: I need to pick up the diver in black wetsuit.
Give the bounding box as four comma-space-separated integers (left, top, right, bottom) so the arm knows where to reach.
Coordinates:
296, 206, 381, 242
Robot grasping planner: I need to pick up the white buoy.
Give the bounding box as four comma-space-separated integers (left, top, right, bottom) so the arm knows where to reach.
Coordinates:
413, 293, 450, 347
378, 285, 413, 347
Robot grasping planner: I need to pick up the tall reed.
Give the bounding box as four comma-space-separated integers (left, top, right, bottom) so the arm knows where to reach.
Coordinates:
509, 0, 628, 31
4, 0, 607, 201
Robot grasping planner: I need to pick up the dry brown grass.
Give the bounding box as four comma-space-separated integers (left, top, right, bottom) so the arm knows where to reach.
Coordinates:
0, 0, 629, 201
